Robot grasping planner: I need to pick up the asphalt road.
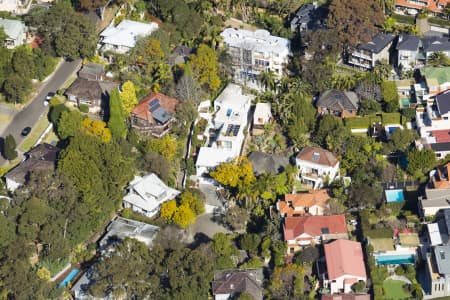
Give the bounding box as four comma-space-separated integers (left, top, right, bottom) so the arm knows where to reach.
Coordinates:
0, 59, 81, 147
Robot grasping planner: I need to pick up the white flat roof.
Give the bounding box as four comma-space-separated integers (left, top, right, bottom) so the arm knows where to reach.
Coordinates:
100, 19, 158, 48
196, 147, 234, 168
214, 83, 254, 109
254, 102, 271, 119
428, 223, 443, 246
220, 28, 290, 55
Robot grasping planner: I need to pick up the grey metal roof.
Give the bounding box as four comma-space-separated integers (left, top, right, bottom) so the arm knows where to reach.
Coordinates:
290, 3, 327, 31
434, 246, 450, 274
431, 142, 450, 152
358, 33, 395, 53
396, 35, 420, 51
422, 37, 450, 52
152, 108, 172, 124
437, 90, 450, 115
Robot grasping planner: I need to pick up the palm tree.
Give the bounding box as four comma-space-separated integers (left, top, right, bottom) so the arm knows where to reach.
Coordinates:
428, 51, 450, 67
288, 77, 311, 97
331, 75, 356, 90
258, 69, 277, 91
274, 93, 294, 127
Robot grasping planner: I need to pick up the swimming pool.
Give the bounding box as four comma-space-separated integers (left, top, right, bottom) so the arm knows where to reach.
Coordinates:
401, 98, 410, 108
58, 268, 79, 288
388, 126, 398, 134
385, 189, 405, 203
375, 254, 415, 265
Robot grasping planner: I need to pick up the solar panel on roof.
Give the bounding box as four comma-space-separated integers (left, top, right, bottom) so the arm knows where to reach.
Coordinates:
232, 125, 240, 136
153, 108, 172, 124
149, 103, 160, 112
226, 124, 233, 135
149, 98, 159, 107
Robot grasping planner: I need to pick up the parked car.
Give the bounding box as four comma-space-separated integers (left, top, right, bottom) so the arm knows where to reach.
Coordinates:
21, 127, 31, 137
44, 92, 55, 106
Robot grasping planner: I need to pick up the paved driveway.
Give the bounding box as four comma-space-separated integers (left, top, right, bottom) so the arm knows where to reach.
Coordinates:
189, 213, 231, 239
0, 59, 81, 162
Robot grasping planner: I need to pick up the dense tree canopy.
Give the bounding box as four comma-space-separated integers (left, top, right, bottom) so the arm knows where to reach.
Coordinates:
328, 0, 385, 46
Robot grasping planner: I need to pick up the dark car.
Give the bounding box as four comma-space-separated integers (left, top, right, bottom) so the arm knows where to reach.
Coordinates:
21, 127, 31, 137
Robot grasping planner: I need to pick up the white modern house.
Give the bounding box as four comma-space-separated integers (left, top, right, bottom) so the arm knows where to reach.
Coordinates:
252, 102, 271, 135
98, 19, 159, 54
123, 173, 180, 217
220, 28, 291, 85
195, 84, 254, 181
295, 146, 340, 189
0, 18, 26, 48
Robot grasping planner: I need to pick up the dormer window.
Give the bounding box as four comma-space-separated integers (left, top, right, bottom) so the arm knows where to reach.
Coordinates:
312, 152, 320, 161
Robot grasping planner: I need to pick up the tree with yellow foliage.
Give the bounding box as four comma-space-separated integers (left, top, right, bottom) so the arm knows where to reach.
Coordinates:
190, 44, 221, 92
36, 267, 51, 281
120, 80, 138, 116
210, 156, 255, 190
160, 199, 177, 220
172, 204, 196, 229
180, 191, 205, 215
81, 118, 112, 142
146, 135, 179, 161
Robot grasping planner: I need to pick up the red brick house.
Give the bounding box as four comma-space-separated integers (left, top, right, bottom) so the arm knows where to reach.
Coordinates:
130, 92, 179, 138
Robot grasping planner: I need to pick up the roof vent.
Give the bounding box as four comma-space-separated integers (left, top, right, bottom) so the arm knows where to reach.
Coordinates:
321, 227, 330, 234
230, 284, 234, 289
441, 250, 446, 260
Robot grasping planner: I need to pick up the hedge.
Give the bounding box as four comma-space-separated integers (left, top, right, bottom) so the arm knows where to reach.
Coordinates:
429, 17, 450, 28
391, 13, 415, 25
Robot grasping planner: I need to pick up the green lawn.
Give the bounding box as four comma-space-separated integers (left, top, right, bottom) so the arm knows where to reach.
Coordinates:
383, 279, 411, 300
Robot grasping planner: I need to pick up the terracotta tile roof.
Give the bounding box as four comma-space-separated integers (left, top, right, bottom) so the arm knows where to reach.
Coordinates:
325, 239, 367, 280
131, 92, 179, 123
433, 162, 450, 189
322, 294, 370, 300
278, 189, 330, 217
432, 130, 450, 143
283, 215, 347, 240
296, 146, 339, 167
395, 0, 448, 13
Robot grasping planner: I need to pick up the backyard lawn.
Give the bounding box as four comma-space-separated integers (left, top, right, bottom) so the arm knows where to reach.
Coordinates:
383, 279, 411, 300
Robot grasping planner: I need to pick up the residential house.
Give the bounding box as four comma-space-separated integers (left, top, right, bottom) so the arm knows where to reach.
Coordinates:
289, 2, 327, 33
98, 216, 159, 253
123, 173, 180, 218
72, 216, 160, 299
98, 19, 159, 54
220, 28, 291, 85
321, 294, 370, 300
424, 245, 450, 298
395, 0, 449, 15
277, 189, 330, 217
252, 102, 272, 135
65, 78, 118, 114
0, 0, 32, 15
427, 209, 450, 247
322, 239, 367, 294
130, 92, 179, 138
212, 269, 263, 300
417, 67, 450, 100
167, 45, 192, 66
79, 62, 105, 81
196, 84, 254, 180
0, 18, 26, 48
348, 33, 395, 70
283, 214, 348, 253
419, 188, 450, 217
396, 35, 421, 70
316, 90, 359, 118
295, 146, 340, 189
5, 143, 59, 191
247, 151, 290, 176
397, 35, 450, 70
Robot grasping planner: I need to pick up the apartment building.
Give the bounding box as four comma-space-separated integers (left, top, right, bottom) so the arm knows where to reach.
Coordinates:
220, 28, 291, 85
348, 33, 395, 70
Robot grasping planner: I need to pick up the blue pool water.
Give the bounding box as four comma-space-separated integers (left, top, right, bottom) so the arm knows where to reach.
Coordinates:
375, 254, 414, 265
388, 126, 399, 134
385, 189, 405, 203
58, 268, 79, 288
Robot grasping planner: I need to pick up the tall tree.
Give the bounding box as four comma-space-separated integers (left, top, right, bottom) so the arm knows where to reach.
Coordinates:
120, 81, 138, 116
57, 110, 84, 140
327, 0, 385, 47
3, 74, 32, 104
108, 88, 127, 139
3, 134, 17, 161
190, 44, 221, 92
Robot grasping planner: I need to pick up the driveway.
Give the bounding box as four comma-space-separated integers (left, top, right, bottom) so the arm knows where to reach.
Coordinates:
0, 59, 81, 161
188, 213, 231, 239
